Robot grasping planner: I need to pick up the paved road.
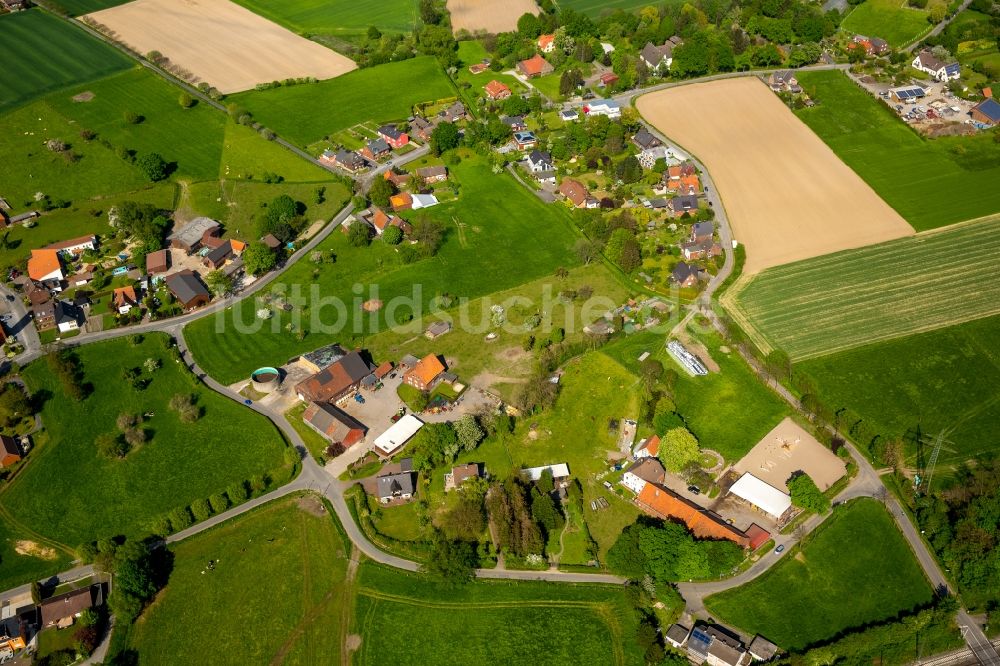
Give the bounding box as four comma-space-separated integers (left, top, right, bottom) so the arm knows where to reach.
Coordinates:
0, 281, 41, 360
903, 0, 975, 52
0, 565, 95, 606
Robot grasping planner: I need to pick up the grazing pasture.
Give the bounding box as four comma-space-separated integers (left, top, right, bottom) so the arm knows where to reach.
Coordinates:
447, 0, 539, 34
185, 153, 579, 384
47, 68, 227, 181
354, 562, 642, 665
636, 78, 913, 275
0, 9, 131, 111
555, 0, 681, 16
798, 314, 1000, 469
840, 0, 930, 48
728, 215, 1000, 360
86, 0, 357, 93
794, 70, 1000, 230
230, 57, 454, 147
705, 500, 933, 651
128, 496, 348, 664
232, 0, 418, 38
0, 335, 290, 546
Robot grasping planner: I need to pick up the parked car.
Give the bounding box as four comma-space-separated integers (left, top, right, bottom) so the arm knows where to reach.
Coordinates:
775, 544, 785, 554
354, 394, 365, 404
687, 485, 701, 495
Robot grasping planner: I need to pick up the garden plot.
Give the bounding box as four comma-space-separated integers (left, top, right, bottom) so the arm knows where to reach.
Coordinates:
85, 0, 356, 93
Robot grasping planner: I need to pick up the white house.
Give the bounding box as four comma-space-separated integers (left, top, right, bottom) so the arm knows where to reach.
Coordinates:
521, 463, 570, 482
633, 435, 660, 459
560, 109, 579, 122
640, 42, 675, 73
638, 146, 669, 170
622, 457, 665, 495
45, 234, 97, 256
585, 99, 621, 118
54, 301, 81, 334
911, 49, 961, 82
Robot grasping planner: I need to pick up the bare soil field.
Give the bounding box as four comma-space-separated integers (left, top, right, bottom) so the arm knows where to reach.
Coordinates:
733, 417, 846, 492
85, 0, 357, 93
636, 77, 914, 274
447, 0, 539, 34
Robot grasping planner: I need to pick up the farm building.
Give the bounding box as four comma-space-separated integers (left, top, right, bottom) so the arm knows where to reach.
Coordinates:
202, 240, 233, 270
485, 80, 511, 100
889, 85, 926, 102
374, 414, 424, 457
727, 473, 793, 522
424, 320, 452, 339
146, 249, 170, 274
302, 401, 367, 446
167, 217, 220, 254
164, 270, 210, 310
970, 97, 1000, 125
733, 418, 846, 492
636, 483, 750, 547
295, 351, 372, 403
404, 354, 445, 391
299, 342, 348, 373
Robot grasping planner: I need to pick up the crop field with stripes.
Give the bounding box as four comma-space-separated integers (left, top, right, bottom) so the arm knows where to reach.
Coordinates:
726, 215, 1000, 361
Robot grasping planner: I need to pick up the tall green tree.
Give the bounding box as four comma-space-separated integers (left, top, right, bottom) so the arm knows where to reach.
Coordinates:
658, 427, 700, 473
788, 473, 830, 513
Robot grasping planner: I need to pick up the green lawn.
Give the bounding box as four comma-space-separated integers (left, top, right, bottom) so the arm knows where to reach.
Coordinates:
602, 328, 792, 463
556, 0, 682, 17
0, 517, 73, 592
185, 152, 580, 384
46, 68, 227, 182
729, 216, 1000, 361
354, 562, 644, 665
794, 70, 1000, 231
0, 335, 291, 547
706, 499, 933, 651
128, 496, 349, 664
841, 0, 931, 47
454, 41, 528, 110
230, 57, 455, 147
232, 0, 418, 38
220, 120, 342, 182
0, 9, 132, 111
50, 0, 132, 15
798, 314, 1000, 470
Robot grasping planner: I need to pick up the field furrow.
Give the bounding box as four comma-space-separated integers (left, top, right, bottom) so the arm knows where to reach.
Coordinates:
731, 217, 1000, 360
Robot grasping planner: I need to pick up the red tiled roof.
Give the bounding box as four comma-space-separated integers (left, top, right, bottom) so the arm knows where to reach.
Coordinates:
27, 249, 62, 282
485, 80, 510, 98
407, 354, 444, 386
637, 483, 750, 546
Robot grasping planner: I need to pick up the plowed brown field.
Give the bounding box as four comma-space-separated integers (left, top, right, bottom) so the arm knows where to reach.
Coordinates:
636, 77, 914, 274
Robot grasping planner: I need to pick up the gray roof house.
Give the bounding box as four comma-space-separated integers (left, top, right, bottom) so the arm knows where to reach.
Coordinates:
668, 194, 700, 215
632, 129, 662, 151
691, 221, 714, 240
665, 623, 690, 648
526, 150, 553, 172
640, 42, 674, 71
749, 635, 779, 661
376, 471, 415, 503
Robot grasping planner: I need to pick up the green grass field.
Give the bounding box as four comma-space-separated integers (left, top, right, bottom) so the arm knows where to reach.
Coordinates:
50, 0, 132, 15
798, 314, 1000, 469
706, 499, 933, 651
0, 335, 290, 547
840, 0, 930, 47
354, 562, 643, 665
46, 68, 227, 182
454, 41, 528, 109
0, 9, 132, 111
555, 0, 680, 17
0, 517, 73, 593
128, 496, 349, 664
185, 153, 580, 384
794, 70, 1000, 231
220, 120, 338, 182
233, 0, 418, 38
230, 57, 455, 147
729, 216, 1000, 361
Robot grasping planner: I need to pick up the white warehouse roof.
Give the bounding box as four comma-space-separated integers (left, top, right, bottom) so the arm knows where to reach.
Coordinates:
521, 463, 570, 481
374, 414, 424, 456
729, 473, 792, 519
